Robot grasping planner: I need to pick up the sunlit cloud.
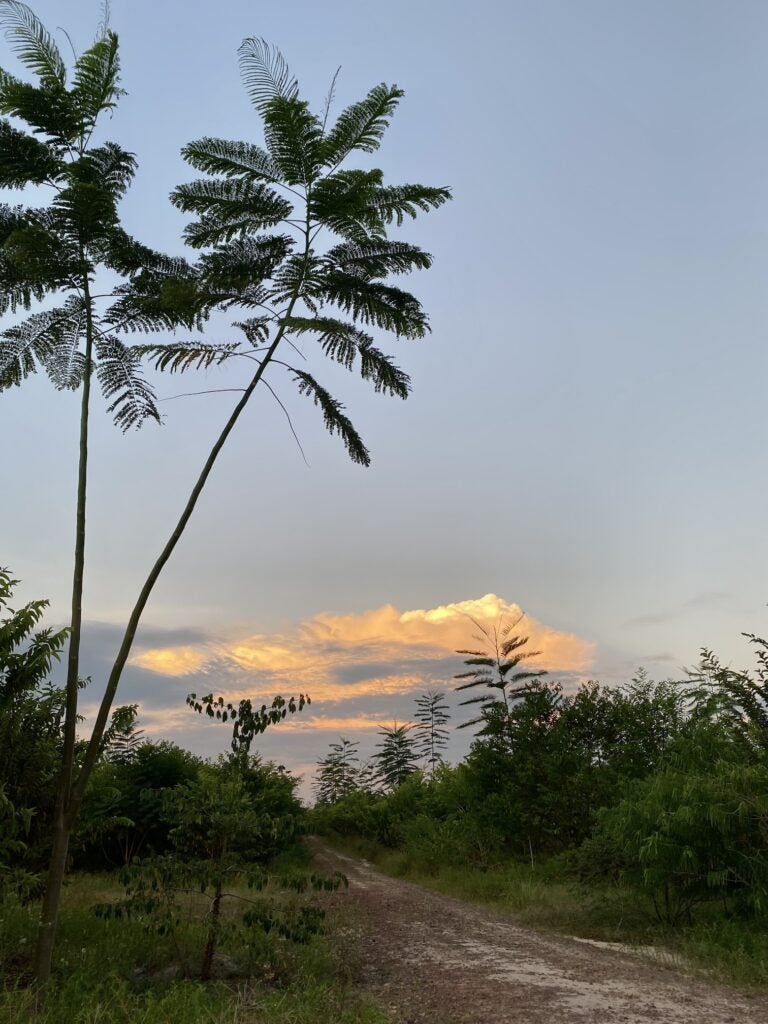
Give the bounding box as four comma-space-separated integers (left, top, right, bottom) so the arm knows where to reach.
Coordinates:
131, 645, 209, 676
129, 594, 593, 707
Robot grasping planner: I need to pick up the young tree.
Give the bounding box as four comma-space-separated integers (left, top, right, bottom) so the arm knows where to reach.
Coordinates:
414, 690, 450, 776
3, 15, 448, 978
373, 723, 419, 791
0, 3, 212, 981
314, 736, 359, 804
454, 615, 546, 742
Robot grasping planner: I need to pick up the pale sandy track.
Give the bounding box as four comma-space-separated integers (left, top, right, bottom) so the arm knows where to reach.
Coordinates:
312, 841, 768, 1024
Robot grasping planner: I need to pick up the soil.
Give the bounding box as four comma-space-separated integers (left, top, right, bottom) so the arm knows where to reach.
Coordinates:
312, 841, 768, 1024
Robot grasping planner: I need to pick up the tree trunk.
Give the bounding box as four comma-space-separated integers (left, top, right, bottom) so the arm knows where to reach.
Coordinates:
201, 888, 223, 981
33, 274, 94, 987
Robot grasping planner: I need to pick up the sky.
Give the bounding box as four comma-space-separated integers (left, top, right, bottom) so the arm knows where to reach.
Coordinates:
3, 0, 768, 793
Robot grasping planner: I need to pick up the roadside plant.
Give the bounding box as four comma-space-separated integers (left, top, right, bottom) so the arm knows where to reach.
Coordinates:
373, 723, 419, 790
95, 768, 345, 980
454, 615, 546, 740
414, 690, 450, 776
314, 737, 360, 804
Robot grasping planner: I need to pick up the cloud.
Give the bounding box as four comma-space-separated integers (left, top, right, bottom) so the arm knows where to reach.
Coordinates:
131, 646, 209, 676
128, 593, 593, 708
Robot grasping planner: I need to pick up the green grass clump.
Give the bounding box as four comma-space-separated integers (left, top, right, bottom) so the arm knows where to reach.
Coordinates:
0, 873, 389, 1024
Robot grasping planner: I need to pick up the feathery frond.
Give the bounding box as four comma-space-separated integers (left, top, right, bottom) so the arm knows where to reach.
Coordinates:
358, 342, 410, 398
0, 302, 73, 388
238, 37, 298, 112
73, 143, 136, 201
42, 295, 87, 389
171, 178, 292, 247
234, 316, 271, 346
284, 316, 410, 397
371, 183, 452, 225
0, 73, 80, 141
323, 272, 428, 337
0, 1, 65, 87
262, 96, 322, 187
310, 169, 386, 242
182, 137, 281, 184
94, 335, 160, 431
321, 83, 403, 167
71, 30, 123, 124
198, 234, 292, 289
0, 119, 60, 186
133, 340, 241, 374
325, 239, 432, 278
290, 368, 370, 465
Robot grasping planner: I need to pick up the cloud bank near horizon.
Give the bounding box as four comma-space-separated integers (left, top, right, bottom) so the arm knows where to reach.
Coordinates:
129, 593, 594, 708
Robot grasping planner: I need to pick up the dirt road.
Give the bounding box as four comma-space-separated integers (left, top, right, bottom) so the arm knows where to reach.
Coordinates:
314, 842, 768, 1024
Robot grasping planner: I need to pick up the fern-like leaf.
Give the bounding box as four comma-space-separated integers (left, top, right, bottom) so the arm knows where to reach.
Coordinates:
0, 302, 72, 388
71, 29, 123, 124
325, 240, 432, 279
262, 96, 323, 187
323, 272, 428, 337
198, 234, 292, 289
321, 83, 403, 167
234, 316, 272, 346
133, 340, 241, 374
171, 178, 292, 247
371, 183, 452, 225
310, 169, 386, 242
0, 119, 61, 186
0, 1, 65, 87
238, 37, 298, 112
94, 335, 159, 431
71, 143, 136, 201
283, 315, 409, 397
357, 342, 410, 398
291, 368, 370, 466
182, 137, 281, 184
42, 295, 87, 390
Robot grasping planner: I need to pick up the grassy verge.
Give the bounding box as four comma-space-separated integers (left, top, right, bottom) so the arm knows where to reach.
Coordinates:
324, 835, 768, 992
0, 871, 389, 1024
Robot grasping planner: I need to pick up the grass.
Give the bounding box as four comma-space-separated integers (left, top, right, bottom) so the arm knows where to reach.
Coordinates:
0, 872, 390, 1024
327, 835, 768, 992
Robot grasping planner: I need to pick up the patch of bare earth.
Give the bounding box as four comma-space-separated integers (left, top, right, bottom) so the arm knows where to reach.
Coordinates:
312, 841, 768, 1024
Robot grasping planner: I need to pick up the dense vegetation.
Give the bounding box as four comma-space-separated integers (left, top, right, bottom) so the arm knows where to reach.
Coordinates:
311, 626, 768, 983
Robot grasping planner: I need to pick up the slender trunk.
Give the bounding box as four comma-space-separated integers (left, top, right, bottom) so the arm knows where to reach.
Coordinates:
33, 274, 95, 986
200, 886, 223, 981
72, 223, 311, 806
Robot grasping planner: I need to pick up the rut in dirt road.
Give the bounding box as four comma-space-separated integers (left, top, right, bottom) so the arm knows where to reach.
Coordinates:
314, 842, 768, 1024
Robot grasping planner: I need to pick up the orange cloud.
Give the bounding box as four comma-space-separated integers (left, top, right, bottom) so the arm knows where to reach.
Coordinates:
130, 646, 208, 676
130, 595, 594, 706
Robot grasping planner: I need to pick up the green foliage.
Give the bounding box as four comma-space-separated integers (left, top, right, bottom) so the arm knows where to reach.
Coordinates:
1, 872, 385, 1023
0, 568, 67, 883
186, 692, 310, 754
454, 616, 547, 735
314, 737, 360, 805
166, 39, 449, 464
372, 723, 419, 791
0, 2, 214, 424
414, 690, 450, 775
92, 765, 340, 980
585, 723, 768, 925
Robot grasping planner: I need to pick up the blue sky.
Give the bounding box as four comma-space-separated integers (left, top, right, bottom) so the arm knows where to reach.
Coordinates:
3, 1, 768, 785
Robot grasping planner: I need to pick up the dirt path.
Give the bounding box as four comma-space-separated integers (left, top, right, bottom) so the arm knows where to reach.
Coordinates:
313, 842, 768, 1024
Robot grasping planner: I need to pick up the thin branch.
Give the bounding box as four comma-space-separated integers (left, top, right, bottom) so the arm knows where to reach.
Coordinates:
263, 378, 310, 466
158, 388, 247, 402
